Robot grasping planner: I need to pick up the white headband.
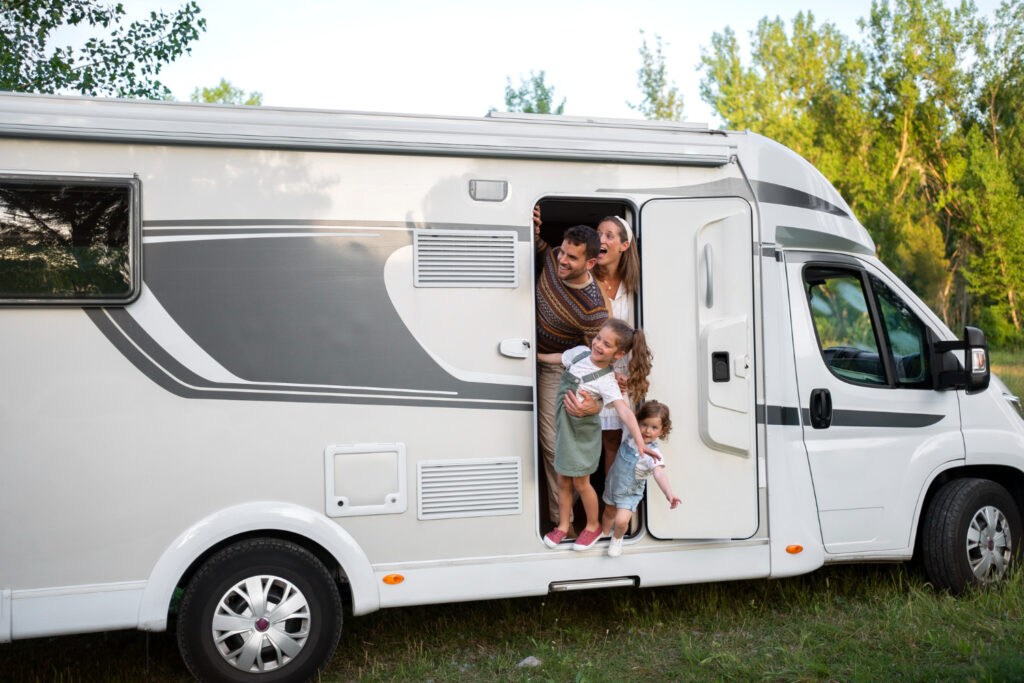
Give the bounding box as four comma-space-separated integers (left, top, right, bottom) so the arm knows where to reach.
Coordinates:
610, 215, 634, 243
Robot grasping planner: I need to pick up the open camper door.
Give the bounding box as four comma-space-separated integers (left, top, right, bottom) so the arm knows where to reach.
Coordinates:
640, 198, 758, 539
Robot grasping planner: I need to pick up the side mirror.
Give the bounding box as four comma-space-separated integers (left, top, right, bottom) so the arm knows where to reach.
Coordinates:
930, 326, 990, 394
963, 326, 990, 394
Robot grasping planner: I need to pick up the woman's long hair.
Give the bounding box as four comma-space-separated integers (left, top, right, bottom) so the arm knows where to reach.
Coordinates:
602, 318, 653, 403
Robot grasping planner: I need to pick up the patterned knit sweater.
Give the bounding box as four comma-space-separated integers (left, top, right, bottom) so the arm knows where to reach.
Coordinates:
535, 242, 608, 354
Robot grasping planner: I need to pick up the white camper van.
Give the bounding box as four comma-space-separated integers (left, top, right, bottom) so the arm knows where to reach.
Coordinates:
1, 93, 1022, 681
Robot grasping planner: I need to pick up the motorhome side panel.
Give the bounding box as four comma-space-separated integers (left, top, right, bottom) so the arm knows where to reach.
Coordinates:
0, 135, 774, 637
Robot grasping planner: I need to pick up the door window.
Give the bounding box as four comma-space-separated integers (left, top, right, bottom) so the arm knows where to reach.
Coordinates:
870, 275, 930, 386
804, 265, 933, 388
805, 267, 886, 385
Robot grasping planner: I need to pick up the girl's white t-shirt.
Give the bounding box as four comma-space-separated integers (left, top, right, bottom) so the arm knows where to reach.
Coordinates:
561, 346, 623, 405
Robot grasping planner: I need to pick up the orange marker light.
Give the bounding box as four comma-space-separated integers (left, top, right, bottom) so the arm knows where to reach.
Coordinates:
382, 574, 405, 585
786, 545, 804, 554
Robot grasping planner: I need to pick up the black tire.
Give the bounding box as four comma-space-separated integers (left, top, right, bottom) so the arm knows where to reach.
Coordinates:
922, 478, 1022, 594
176, 538, 343, 683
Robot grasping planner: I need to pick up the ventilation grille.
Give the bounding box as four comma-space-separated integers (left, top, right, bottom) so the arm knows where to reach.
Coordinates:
418, 458, 522, 520
414, 230, 518, 288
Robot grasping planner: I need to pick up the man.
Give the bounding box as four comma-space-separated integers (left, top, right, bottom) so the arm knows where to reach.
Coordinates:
534, 205, 608, 527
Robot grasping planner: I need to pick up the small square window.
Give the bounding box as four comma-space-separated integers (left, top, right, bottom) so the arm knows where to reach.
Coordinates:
0, 175, 141, 305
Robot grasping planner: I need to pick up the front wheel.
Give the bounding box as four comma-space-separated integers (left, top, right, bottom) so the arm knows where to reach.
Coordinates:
922, 478, 1022, 594
176, 538, 343, 682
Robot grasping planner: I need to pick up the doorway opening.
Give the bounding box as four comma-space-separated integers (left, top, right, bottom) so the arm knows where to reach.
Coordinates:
532, 196, 646, 542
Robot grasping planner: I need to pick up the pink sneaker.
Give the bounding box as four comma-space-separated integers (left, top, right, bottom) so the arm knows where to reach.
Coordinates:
543, 529, 567, 548
572, 528, 602, 551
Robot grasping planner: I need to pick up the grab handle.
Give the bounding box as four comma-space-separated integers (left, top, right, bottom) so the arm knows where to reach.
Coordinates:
704, 243, 714, 308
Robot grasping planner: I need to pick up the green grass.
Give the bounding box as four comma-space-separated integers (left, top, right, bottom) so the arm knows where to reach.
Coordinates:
992, 348, 1024, 399
4, 565, 1024, 681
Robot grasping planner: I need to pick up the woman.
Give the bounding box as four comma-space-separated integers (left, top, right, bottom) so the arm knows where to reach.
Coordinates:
592, 215, 650, 474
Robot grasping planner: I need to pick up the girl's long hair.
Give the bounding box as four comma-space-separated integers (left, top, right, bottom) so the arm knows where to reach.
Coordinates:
602, 318, 653, 403
595, 216, 640, 295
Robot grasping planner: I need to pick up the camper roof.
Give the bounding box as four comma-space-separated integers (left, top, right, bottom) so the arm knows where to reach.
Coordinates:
0, 92, 732, 166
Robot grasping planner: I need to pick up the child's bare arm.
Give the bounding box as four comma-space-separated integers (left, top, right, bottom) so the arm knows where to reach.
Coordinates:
652, 466, 682, 509
612, 400, 660, 460
537, 352, 563, 365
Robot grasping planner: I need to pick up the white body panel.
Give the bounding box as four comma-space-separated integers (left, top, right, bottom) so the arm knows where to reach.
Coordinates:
0, 93, 1021, 645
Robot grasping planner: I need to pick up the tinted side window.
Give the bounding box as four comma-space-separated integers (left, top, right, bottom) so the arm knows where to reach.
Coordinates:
0, 178, 139, 303
805, 267, 887, 385
870, 275, 931, 387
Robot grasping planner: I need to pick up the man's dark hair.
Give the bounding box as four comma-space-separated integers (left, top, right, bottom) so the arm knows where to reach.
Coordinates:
562, 225, 601, 260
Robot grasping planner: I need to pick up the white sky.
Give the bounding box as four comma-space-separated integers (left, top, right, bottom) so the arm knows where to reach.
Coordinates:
122, 0, 1002, 125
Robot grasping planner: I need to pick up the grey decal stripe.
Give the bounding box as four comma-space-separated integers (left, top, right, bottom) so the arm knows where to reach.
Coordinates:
751, 180, 849, 218
758, 404, 944, 427
800, 407, 944, 428
105, 309, 458, 397
87, 309, 532, 411
756, 405, 801, 426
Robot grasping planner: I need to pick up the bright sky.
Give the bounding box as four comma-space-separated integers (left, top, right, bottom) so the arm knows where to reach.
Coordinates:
128, 0, 1002, 125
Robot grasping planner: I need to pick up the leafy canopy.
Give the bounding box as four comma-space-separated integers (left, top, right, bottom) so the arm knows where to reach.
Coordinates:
630, 31, 684, 121
190, 78, 262, 106
0, 0, 206, 99
698, 0, 1024, 345
503, 70, 565, 115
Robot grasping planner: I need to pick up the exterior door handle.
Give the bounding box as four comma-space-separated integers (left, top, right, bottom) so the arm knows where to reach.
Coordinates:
498, 338, 531, 359
809, 388, 832, 429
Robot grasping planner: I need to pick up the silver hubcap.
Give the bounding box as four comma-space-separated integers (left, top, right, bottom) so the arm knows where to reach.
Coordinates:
211, 574, 311, 672
966, 505, 1013, 583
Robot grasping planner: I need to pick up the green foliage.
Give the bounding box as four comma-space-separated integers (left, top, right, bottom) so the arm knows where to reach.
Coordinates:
503, 70, 565, 115
699, 0, 1024, 340
630, 31, 684, 121
190, 78, 263, 106
0, 0, 206, 99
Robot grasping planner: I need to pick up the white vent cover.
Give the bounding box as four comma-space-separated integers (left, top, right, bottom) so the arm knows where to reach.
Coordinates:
418, 457, 522, 520
413, 230, 518, 288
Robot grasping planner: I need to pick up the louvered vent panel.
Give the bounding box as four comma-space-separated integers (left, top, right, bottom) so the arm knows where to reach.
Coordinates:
414, 230, 518, 288
418, 458, 522, 519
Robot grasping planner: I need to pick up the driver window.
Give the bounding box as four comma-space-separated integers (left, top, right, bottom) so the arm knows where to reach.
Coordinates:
805, 267, 887, 385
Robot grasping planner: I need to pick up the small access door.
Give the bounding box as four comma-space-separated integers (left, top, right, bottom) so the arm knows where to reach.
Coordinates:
641, 198, 759, 539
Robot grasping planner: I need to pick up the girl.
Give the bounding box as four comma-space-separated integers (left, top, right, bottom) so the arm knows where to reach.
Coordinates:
592, 216, 648, 475
537, 318, 655, 551
602, 400, 682, 557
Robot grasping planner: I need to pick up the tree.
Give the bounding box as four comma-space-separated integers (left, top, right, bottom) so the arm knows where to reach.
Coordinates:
0, 0, 206, 99
190, 78, 262, 106
699, 1, 1024, 343
503, 70, 565, 114
630, 31, 684, 120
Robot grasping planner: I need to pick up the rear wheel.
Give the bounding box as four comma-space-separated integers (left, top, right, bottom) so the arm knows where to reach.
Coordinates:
176, 538, 342, 682
922, 478, 1022, 594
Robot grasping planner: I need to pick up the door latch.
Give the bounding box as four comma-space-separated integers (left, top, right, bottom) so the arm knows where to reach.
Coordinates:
809, 388, 832, 429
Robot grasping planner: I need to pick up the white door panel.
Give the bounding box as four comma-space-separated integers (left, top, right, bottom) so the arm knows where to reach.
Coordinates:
786, 255, 963, 553
642, 198, 758, 539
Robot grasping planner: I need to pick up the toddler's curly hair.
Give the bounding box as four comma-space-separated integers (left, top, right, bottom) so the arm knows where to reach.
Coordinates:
635, 400, 672, 439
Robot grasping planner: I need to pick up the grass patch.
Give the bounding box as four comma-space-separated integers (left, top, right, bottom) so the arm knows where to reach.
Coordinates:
992, 348, 1024, 399
6, 565, 1024, 681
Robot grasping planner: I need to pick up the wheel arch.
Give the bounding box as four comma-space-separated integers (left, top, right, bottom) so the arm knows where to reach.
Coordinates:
137, 502, 379, 631
912, 464, 1024, 558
